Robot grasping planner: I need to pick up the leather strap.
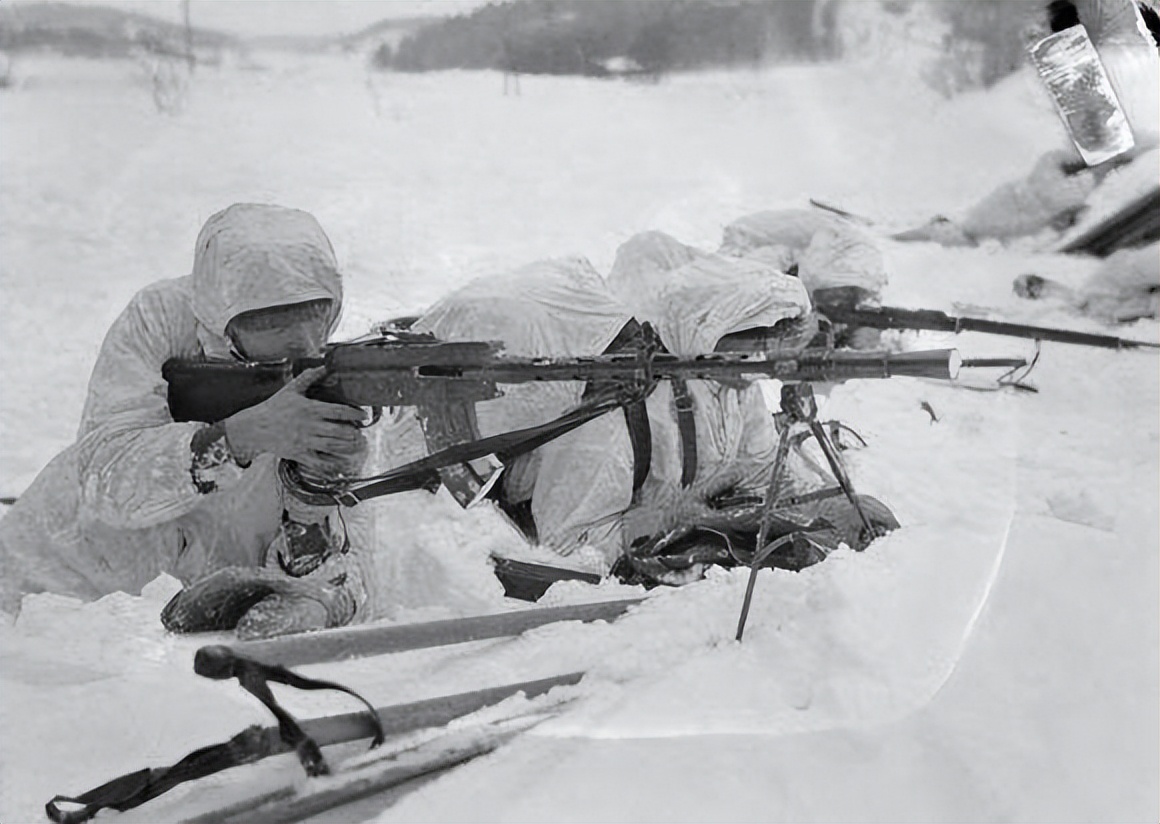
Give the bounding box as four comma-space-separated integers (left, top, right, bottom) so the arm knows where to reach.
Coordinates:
583, 319, 654, 496
45, 649, 384, 824
299, 319, 659, 507
671, 378, 697, 488
338, 396, 626, 505
622, 399, 651, 496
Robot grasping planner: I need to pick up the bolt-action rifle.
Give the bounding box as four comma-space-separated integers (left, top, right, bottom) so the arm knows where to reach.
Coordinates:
823, 304, 1159, 350
162, 327, 1025, 506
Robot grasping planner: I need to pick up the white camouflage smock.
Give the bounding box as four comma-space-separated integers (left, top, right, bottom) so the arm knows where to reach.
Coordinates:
382, 225, 847, 568
0, 204, 375, 616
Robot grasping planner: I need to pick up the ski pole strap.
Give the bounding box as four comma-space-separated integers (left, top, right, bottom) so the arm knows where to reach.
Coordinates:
45, 725, 281, 824
193, 645, 385, 778
44, 664, 582, 824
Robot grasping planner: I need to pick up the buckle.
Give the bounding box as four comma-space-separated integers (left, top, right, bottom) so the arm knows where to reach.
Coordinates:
335, 490, 361, 507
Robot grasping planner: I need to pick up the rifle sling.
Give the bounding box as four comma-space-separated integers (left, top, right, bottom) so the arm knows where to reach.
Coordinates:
583, 318, 655, 497
367, 318, 658, 507
314, 318, 759, 506
340, 395, 631, 505
624, 400, 652, 495
340, 317, 710, 505
671, 378, 697, 488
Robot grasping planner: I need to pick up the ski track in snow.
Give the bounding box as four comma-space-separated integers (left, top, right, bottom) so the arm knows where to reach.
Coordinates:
1, 53, 1157, 823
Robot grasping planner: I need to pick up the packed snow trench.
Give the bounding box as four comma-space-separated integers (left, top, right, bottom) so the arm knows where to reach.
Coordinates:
1, 55, 1157, 823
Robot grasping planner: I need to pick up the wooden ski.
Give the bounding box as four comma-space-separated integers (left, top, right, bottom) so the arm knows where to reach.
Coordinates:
1055, 186, 1160, 256
224, 596, 643, 667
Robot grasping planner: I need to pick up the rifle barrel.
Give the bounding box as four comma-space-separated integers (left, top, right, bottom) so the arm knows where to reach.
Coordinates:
961, 357, 1028, 369
825, 305, 1159, 350
443, 348, 962, 385
164, 344, 1021, 425
956, 316, 1159, 349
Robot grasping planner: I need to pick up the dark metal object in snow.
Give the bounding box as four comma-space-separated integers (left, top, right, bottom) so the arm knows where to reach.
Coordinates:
492, 557, 604, 601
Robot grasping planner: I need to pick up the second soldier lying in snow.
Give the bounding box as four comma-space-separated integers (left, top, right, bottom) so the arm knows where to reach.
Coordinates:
375, 218, 898, 588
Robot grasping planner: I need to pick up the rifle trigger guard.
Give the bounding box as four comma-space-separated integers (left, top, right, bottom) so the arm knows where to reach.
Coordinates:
357, 407, 383, 429
278, 460, 350, 507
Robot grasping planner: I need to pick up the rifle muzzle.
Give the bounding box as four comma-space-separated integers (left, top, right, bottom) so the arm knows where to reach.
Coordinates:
816, 349, 961, 381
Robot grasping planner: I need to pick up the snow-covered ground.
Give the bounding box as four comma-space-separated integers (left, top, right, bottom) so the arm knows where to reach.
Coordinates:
0, 52, 1157, 823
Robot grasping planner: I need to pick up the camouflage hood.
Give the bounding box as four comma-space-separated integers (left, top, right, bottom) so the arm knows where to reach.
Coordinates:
190, 203, 343, 357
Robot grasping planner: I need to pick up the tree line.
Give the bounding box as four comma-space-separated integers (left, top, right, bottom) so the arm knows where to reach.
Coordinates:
373, 0, 1048, 89
375, 1, 838, 77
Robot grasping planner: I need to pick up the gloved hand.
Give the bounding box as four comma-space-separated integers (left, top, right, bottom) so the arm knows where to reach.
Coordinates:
223, 366, 368, 478
161, 553, 364, 640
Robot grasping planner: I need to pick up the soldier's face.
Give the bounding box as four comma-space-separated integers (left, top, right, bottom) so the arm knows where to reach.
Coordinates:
226, 299, 333, 361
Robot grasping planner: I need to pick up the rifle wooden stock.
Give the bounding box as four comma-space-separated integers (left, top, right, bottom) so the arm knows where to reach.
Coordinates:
824, 305, 1159, 350
162, 343, 988, 425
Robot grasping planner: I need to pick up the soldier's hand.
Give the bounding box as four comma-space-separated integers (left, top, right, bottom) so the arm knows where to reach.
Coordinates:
223, 366, 368, 477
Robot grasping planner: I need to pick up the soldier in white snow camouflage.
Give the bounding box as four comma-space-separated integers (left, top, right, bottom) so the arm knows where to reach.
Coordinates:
0, 204, 377, 635
383, 218, 897, 581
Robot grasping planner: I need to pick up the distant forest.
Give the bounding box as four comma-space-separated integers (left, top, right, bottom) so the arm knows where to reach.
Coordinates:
378, 1, 839, 77
374, 0, 1039, 84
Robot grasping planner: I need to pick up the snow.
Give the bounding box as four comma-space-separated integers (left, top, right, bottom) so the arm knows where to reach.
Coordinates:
1, 51, 1157, 823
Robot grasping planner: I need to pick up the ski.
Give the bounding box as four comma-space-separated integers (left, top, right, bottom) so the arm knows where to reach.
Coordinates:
224, 595, 643, 667
1055, 186, 1160, 256
47, 598, 646, 823
177, 703, 567, 824
46, 673, 584, 824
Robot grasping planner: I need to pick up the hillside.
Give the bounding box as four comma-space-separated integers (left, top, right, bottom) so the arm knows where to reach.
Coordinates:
341, 16, 435, 50
0, 2, 238, 60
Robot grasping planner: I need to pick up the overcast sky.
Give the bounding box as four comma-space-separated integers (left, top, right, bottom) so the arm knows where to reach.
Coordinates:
24, 0, 491, 37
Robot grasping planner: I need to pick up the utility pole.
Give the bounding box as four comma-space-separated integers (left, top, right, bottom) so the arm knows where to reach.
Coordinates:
182, 0, 195, 72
